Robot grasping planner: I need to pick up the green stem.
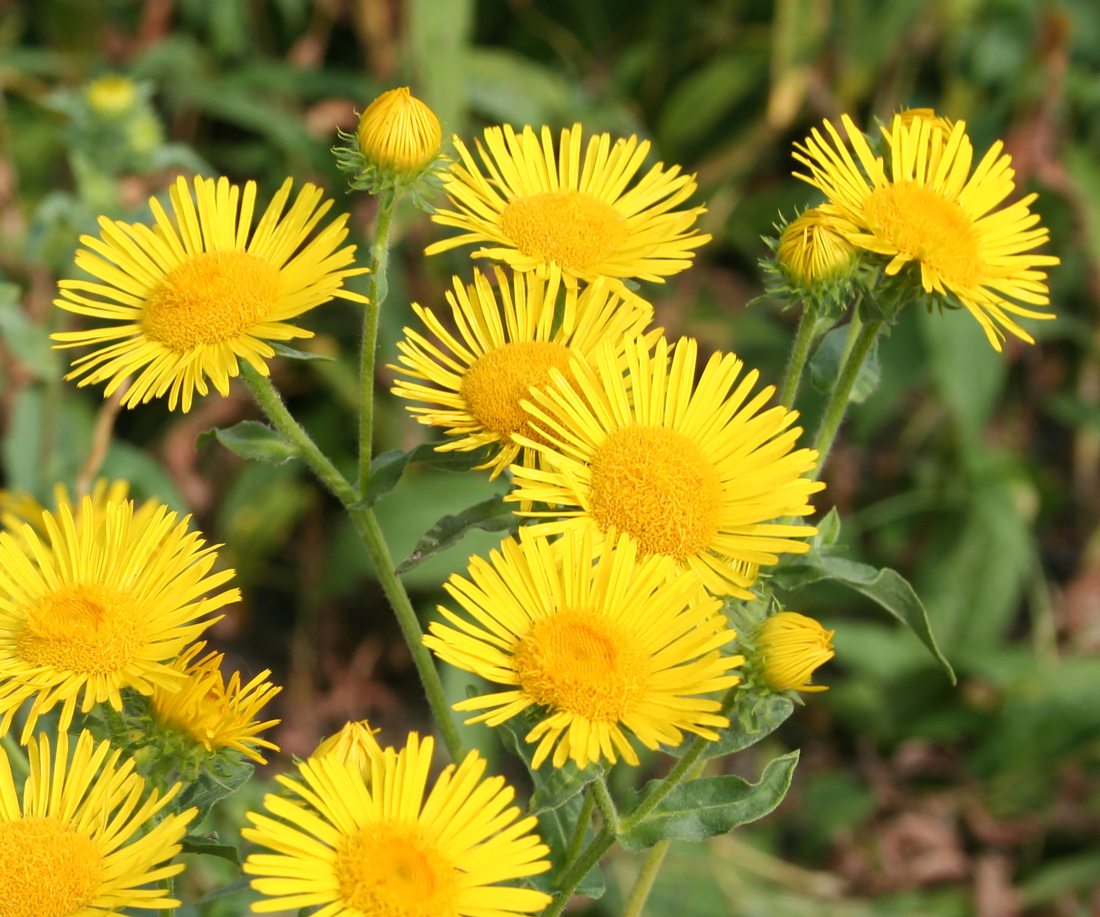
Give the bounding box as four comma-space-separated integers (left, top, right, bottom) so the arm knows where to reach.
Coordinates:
591, 774, 620, 835
542, 828, 616, 917
621, 841, 670, 917
809, 318, 883, 479
564, 788, 598, 867
618, 739, 706, 835
242, 368, 466, 763
778, 298, 820, 409
357, 191, 397, 498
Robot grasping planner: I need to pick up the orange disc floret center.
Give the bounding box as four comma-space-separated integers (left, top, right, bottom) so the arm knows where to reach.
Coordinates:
336, 821, 458, 917
142, 250, 280, 351
513, 611, 647, 723
499, 191, 629, 271
588, 425, 724, 559
0, 816, 103, 917
460, 340, 573, 439
864, 181, 983, 286
19, 582, 142, 674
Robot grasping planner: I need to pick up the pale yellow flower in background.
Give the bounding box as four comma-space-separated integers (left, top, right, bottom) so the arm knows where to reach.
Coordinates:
426, 123, 711, 304
754, 611, 836, 692
53, 175, 368, 411
794, 113, 1059, 349
85, 73, 137, 116
244, 733, 551, 917
0, 729, 196, 915
357, 86, 442, 173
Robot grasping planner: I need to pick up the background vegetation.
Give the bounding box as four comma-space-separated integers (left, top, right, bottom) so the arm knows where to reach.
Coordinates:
1, 0, 1098, 914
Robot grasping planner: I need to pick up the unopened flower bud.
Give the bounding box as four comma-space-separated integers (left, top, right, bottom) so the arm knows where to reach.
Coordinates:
777, 206, 857, 288
753, 611, 835, 692
311, 719, 384, 777
357, 87, 442, 174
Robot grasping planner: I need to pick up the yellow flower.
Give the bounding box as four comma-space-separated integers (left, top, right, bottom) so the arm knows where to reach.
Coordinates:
243, 733, 551, 917
52, 175, 368, 412
150, 641, 281, 764
85, 74, 137, 117
390, 266, 654, 480
426, 123, 711, 302
0, 729, 196, 916
357, 87, 442, 173
508, 335, 824, 599
0, 479, 147, 537
794, 113, 1059, 349
0, 496, 239, 742
311, 719, 383, 778
754, 611, 835, 692
777, 206, 857, 287
426, 530, 742, 769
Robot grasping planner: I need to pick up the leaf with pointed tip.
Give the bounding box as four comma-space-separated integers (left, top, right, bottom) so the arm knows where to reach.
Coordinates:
196, 421, 298, 465
360, 443, 495, 508
395, 495, 518, 574
269, 341, 335, 362
180, 834, 241, 866
667, 692, 793, 759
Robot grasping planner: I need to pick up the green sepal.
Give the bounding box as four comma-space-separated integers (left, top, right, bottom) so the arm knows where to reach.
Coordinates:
619, 751, 799, 852
395, 495, 519, 574
775, 552, 956, 683
180, 833, 242, 866
357, 443, 495, 509
196, 421, 298, 465
666, 691, 793, 759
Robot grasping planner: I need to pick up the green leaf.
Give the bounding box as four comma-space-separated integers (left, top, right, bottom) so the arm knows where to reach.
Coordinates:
620, 751, 800, 852
667, 692, 793, 759
175, 758, 255, 823
180, 834, 242, 866
196, 421, 298, 465
395, 495, 518, 574
494, 713, 601, 814
777, 553, 956, 683
361, 443, 495, 509
269, 340, 335, 362
0, 284, 58, 381
810, 324, 881, 404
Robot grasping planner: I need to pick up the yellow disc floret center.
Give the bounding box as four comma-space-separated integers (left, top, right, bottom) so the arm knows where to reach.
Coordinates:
19, 582, 142, 674
142, 250, 280, 351
336, 822, 458, 917
0, 816, 103, 917
461, 340, 573, 440
588, 425, 724, 559
864, 181, 983, 285
500, 191, 629, 271
513, 610, 647, 723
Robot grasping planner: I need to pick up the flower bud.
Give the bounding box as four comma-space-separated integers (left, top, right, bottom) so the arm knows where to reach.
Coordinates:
753, 611, 835, 692
777, 206, 857, 288
311, 719, 384, 777
356, 87, 442, 174
85, 74, 137, 118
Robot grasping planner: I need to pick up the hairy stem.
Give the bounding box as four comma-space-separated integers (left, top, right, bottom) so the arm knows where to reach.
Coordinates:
591, 773, 620, 835
542, 828, 616, 917
778, 298, 819, 409
620, 841, 670, 917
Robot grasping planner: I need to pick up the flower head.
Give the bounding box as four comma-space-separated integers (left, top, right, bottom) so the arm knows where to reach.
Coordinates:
390, 266, 654, 480
149, 641, 281, 764
777, 206, 858, 288
752, 611, 835, 692
426, 123, 711, 302
0, 495, 239, 742
311, 719, 383, 777
52, 175, 368, 411
243, 733, 551, 917
794, 113, 1059, 349
0, 729, 196, 916
357, 87, 442, 174
426, 530, 742, 769
508, 335, 824, 598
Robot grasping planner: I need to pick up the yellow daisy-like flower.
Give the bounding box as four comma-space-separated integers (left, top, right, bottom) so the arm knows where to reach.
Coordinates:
357, 87, 442, 174
311, 719, 384, 777
425, 530, 742, 769
508, 335, 824, 598
0, 729, 196, 916
777, 206, 857, 287
753, 611, 835, 692
390, 266, 654, 480
425, 123, 711, 302
0, 496, 240, 742
794, 113, 1059, 349
243, 733, 551, 917
52, 175, 368, 411
0, 479, 148, 538
150, 641, 281, 764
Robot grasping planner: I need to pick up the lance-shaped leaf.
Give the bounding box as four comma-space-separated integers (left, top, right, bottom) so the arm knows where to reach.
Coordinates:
269, 341, 335, 362
667, 692, 794, 760
361, 443, 495, 508
776, 552, 955, 683
395, 495, 518, 574
196, 421, 298, 465
619, 751, 799, 852
180, 834, 242, 866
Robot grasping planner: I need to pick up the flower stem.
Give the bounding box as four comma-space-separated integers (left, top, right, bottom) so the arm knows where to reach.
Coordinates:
592, 774, 620, 835
242, 368, 466, 763
809, 317, 883, 479
618, 739, 706, 835
564, 788, 598, 867
357, 190, 396, 498
778, 298, 820, 409
542, 828, 616, 917
621, 841, 670, 917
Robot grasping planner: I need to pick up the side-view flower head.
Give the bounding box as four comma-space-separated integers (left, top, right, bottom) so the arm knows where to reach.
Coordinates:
426, 123, 712, 305
752, 610, 836, 693
53, 174, 368, 411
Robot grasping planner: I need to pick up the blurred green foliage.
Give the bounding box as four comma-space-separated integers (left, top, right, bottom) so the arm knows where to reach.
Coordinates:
1, 0, 1098, 914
